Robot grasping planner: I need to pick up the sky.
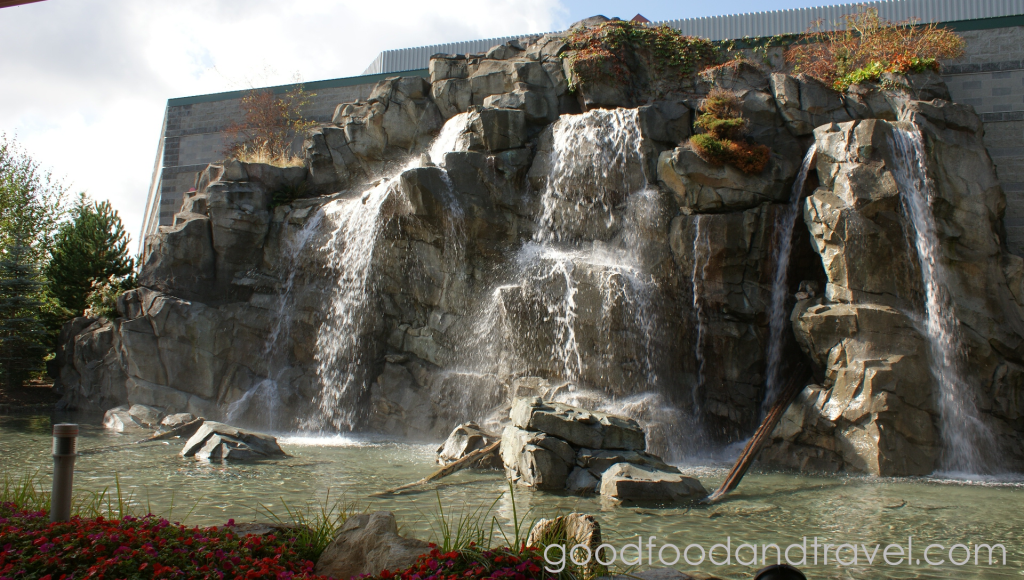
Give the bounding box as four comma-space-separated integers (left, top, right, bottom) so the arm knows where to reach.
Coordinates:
0, 0, 841, 252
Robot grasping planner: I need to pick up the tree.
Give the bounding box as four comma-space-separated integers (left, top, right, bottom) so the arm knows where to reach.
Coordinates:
0, 133, 70, 260
45, 196, 134, 317
0, 237, 48, 389
224, 85, 316, 166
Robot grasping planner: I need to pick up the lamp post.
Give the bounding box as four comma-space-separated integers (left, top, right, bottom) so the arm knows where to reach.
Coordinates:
50, 423, 78, 522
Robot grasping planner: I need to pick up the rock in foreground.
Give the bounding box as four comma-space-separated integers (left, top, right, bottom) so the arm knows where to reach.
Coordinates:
599, 463, 707, 502
181, 421, 285, 461
315, 511, 430, 579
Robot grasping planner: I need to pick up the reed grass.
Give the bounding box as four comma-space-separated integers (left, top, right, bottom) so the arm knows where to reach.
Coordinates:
256, 489, 361, 560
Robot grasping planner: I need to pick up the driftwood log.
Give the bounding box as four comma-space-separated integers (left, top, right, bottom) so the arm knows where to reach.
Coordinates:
703, 363, 811, 504
373, 439, 501, 496
136, 417, 205, 443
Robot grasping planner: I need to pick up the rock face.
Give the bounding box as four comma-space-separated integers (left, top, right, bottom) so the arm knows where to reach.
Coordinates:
54, 31, 1024, 476
599, 463, 707, 502
314, 511, 430, 579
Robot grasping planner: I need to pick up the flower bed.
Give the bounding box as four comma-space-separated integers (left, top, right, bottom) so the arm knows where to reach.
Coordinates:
373, 544, 556, 580
0, 501, 331, 579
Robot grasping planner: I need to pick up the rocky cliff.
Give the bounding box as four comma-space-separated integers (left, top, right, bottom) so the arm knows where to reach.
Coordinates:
55, 31, 1024, 475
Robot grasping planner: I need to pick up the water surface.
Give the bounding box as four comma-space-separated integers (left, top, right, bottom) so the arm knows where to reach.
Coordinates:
2, 415, 1020, 579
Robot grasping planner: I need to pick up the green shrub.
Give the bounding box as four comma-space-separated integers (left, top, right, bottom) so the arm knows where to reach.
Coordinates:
689, 88, 770, 175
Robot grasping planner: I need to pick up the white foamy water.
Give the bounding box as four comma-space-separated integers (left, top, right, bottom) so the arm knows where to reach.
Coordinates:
889, 125, 996, 474
762, 144, 817, 411
428, 112, 472, 166
690, 215, 710, 414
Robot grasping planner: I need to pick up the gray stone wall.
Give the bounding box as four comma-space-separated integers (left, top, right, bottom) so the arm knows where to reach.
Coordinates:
943, 25, 1024, 255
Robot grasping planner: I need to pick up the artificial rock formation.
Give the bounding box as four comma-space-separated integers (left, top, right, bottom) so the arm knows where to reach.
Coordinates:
53, 31, 1024, 477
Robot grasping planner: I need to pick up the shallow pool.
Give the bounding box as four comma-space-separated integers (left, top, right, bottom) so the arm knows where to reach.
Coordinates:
2, 414, 1021, 579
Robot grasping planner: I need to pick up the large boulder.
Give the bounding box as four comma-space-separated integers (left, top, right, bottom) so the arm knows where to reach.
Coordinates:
499, 425, 574, 490
315, 511, 430, 579
510, 397, 645, 450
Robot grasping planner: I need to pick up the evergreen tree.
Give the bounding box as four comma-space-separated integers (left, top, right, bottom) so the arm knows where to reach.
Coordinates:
0, 237, 48, 389
45, 196, 134, 316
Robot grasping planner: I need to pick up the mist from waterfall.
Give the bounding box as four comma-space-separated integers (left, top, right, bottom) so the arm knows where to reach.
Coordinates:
762, 145, 817, 412
889, 125, 996, 475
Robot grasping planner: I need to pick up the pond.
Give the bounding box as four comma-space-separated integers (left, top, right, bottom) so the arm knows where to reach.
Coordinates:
2, 414, 1021, 580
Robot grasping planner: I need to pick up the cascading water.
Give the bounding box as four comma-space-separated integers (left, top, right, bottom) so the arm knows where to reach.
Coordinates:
311, 115, 470, 431
690, 215, 709, 414
762, 145, 817, 411
228, 209, 324, 430
889, 125, 996, 475
311, 181, 395, 430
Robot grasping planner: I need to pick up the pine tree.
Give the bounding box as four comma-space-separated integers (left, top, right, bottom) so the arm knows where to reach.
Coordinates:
0, 237, 48, 389
45, 197, 134, 316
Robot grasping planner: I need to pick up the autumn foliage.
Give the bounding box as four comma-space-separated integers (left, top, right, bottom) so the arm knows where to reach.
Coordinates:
689, 88, 770, 175
785, 7, 965, 90
225, 86, 316, 167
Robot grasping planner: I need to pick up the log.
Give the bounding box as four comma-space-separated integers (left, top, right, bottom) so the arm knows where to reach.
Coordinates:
373, 439, 501, 496
703, 364, 811, 504
135, 417, 205, 443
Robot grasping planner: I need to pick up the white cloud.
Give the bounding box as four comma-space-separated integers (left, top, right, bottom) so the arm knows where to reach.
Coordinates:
0, 0, 567, 252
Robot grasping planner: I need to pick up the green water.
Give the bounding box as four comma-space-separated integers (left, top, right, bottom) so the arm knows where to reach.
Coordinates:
2, 414, 1021, 579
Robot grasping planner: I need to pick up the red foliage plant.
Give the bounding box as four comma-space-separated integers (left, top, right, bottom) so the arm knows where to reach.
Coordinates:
0, 501, 331, 580
785, 6, 965, 90
371, 544, 556, 580
689, 88, 770, 175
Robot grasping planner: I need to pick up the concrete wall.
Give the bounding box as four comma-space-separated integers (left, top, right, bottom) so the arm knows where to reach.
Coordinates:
943, 24, 1024, 255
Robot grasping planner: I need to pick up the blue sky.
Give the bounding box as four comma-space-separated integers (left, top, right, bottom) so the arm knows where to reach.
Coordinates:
0, 0, 862, 249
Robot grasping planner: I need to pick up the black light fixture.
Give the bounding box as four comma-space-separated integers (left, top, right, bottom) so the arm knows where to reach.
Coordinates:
754, 564, 807, 580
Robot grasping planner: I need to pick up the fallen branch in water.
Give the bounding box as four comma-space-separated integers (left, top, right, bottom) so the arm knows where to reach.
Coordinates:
703, 363, 811, 505
136, 417, 205, 443
373, 439, 501, 496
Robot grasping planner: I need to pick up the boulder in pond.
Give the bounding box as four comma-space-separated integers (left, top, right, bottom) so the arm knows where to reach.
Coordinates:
527, 513, 604, 575
436, 421, 501, 468
181, 421, 284, 459
510, 397, 645, 450
128, 404, 165, 429
102, 405, 146, 432
314, 511, 430, 579
599, 463, 707, 502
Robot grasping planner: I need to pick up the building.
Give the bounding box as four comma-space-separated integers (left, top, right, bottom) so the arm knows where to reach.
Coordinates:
141, 0, 1024, 253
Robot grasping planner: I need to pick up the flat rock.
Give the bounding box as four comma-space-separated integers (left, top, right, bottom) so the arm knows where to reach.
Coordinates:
576, 448, 678, 475
599, 463, 707, 502
315, 511, 430, 579
181, 421, 284, 458
195, 434, 261, 461
510, 397, 645, 450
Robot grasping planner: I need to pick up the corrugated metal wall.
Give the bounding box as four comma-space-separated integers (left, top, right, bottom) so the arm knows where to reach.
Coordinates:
362, 35, 541, 75
362, 0, 1024, 75
661, 0, 1024, 40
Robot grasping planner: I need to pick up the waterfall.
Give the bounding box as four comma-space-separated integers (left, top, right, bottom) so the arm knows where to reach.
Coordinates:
228, 209, 324, 430
762, 145, 817, 411
312, 181, 394, 430
310, 114, 469, 431
889, 125, 995, 475
536, 108, 647, 243
690, 215, 709, 414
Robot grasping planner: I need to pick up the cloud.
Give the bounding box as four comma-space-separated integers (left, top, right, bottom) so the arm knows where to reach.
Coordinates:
0, 0, 567, 251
